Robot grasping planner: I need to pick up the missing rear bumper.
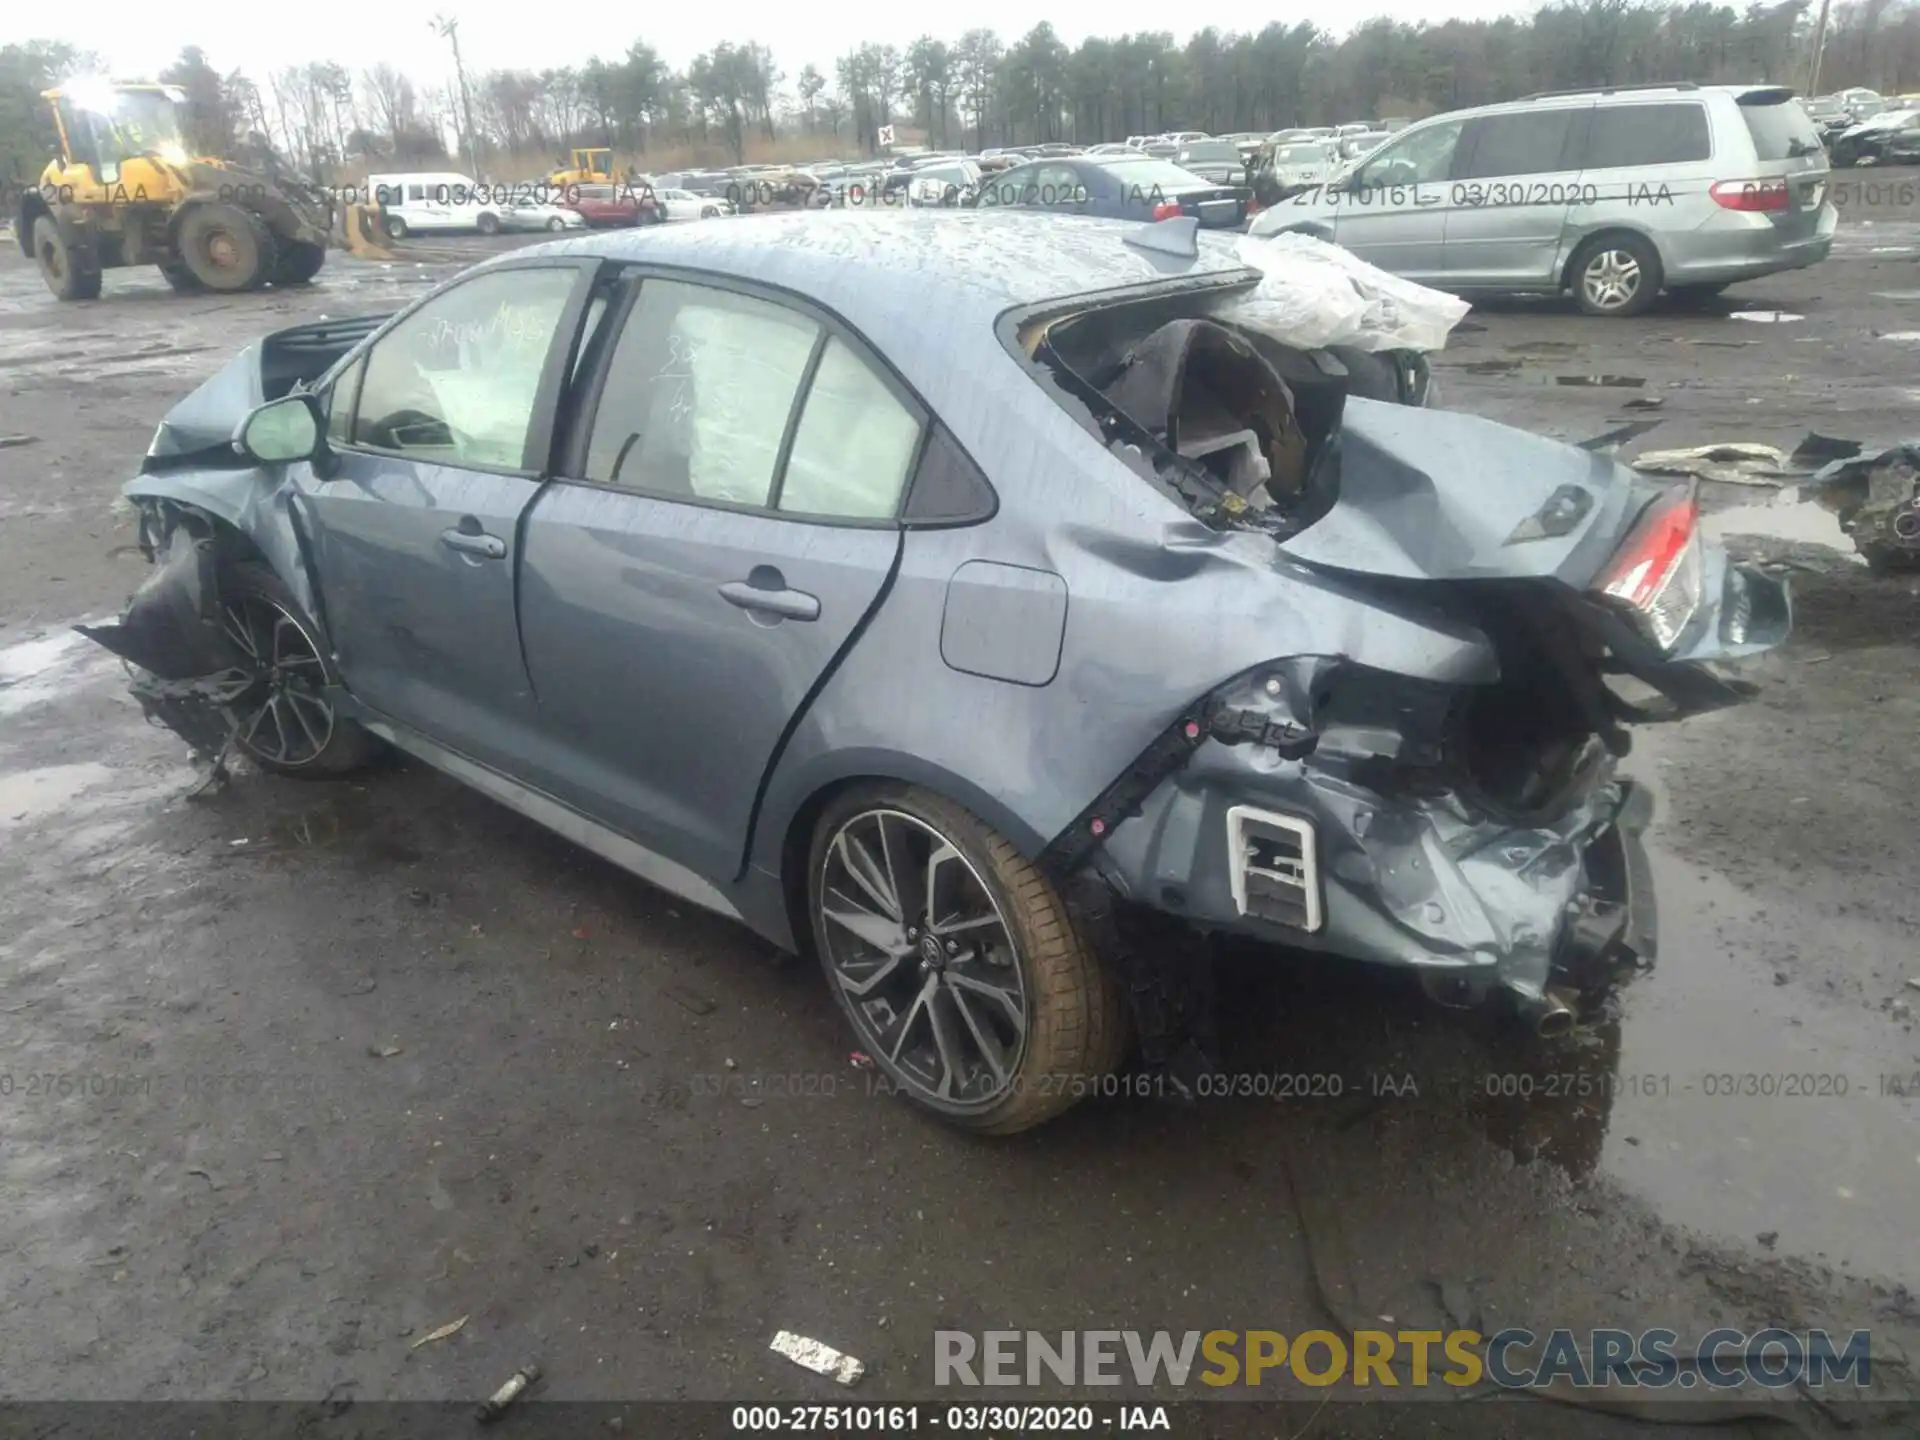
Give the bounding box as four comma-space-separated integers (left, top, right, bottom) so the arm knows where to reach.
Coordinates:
1225, 805, 1322, 932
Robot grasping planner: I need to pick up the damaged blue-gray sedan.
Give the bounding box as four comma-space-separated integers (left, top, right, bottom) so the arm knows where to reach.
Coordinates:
83, 212, 1788, 1132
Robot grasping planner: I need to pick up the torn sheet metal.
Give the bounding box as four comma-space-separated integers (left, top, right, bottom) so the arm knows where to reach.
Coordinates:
1220, 231, 1471, 353
769, 1331, 865, 1385
1090, 661, 1639, 1010
73, 528, 243, 680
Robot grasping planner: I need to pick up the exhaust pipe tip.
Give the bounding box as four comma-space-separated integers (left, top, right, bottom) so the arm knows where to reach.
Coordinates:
1531, 988, 1579, 1039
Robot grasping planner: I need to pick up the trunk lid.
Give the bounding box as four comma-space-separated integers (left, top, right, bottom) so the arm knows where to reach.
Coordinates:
1179, 188, 1245, 228
1277, 399, 1642, 585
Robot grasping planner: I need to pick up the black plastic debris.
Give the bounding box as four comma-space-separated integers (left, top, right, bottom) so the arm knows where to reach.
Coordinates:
1790, 432, 1863, 467
1576, 420, 1663, 453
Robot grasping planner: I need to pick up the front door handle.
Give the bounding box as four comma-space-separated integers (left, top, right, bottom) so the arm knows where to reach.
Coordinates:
718, 579, 820, 622
441, 527, 506, 559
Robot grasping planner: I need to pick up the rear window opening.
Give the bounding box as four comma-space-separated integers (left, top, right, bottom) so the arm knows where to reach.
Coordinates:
1017, 283, 1409, 537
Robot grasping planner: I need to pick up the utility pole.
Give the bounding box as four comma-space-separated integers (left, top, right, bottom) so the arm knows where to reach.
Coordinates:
431, 15, 480, 175
1807, 0, 1833, 98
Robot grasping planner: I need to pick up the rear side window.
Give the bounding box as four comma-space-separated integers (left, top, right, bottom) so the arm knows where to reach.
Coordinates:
1740, 99, 1827, 160
1456, 109, 1582, 179
1583, 103, 1711, 168
779, 338, 922, 519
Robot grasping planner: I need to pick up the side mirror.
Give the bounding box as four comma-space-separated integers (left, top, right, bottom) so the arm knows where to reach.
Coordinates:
234, 393, 323, 465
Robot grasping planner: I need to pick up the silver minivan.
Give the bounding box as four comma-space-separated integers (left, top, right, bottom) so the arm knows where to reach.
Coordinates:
1249, 83, 1836, 316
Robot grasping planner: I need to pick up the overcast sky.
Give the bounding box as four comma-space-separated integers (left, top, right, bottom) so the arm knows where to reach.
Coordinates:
12, 0, 1538, 99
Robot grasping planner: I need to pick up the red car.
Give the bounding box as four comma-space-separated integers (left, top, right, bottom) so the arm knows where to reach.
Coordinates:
561, 182, 660, 227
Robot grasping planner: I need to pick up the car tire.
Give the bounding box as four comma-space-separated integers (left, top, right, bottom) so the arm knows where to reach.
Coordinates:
216, 560, 384, 779
33, 216, 103, 301
385, 215, 409, 239
1570, 232, 1662, 318
808, 784, 1128, 1135
476, 212, 501, 235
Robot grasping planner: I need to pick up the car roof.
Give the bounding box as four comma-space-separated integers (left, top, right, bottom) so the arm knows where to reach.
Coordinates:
512, 211, 1253, 413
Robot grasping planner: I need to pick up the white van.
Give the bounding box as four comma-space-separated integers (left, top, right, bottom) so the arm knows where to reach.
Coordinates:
365, 172, 508, 238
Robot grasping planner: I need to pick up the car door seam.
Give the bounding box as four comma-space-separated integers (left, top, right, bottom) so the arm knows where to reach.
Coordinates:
509, 478, 558, 706
767, 330, 829, 512
734, 527, 905, 884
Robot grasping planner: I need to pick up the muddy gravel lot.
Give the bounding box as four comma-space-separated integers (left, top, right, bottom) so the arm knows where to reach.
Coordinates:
1, 200, 1918, 1436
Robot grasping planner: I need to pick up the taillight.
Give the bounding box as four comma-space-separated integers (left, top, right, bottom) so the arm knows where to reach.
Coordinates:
1594, 489, 1704, 651
1152, 201, 1183, 220
1710, 179, 1790, 212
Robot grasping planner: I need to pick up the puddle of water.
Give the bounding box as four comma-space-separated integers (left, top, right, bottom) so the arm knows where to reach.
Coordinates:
0, 630, 102, 718
1601, 836, 1919, 1287
1700, 488, 1864, 558
0, 763, 114, 829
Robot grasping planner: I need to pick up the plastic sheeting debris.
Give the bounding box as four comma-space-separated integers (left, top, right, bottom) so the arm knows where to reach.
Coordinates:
1631, 443, 1803, 486
1220, 232, 1471, 353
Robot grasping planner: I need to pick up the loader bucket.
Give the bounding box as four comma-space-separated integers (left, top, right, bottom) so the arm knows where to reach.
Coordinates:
338, 202, 395, 260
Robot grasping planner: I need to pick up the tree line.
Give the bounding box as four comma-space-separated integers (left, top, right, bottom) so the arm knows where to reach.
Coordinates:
7, 1, 1920, 184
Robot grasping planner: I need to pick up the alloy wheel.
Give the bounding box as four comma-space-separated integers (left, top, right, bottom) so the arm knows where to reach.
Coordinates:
219, 594, 335, 768
1582, 249, 1641, 312
816, 808, 1029, 1111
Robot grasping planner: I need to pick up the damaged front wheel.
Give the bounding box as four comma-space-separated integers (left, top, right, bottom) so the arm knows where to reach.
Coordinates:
217, 562, 380, 778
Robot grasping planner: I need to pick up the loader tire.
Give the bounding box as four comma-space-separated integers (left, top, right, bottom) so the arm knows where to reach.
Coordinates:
160, 262, 204, 294
177, 203, 273, 292
270, 241, 326, 286
216, 560, 384, 779
33, 217, 102, 301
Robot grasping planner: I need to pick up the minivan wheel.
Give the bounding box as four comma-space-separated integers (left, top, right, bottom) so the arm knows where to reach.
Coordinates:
808, 785, 1127, 1134
1571, 233, 1661, 317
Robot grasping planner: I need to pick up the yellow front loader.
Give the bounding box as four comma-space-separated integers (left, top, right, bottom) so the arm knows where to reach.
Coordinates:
16, 80, 335, 300
548, 147, 615, 187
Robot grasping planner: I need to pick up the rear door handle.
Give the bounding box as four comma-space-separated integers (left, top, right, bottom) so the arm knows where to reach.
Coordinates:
718, 580, 820, 622
441, 527, 507, 559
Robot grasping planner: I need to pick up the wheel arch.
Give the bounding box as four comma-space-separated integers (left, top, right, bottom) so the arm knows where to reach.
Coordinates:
761, 751, 1050, 962
124, 477, 331, 649
1559, 222, 1665, 292
1257, 220, 1333, 242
